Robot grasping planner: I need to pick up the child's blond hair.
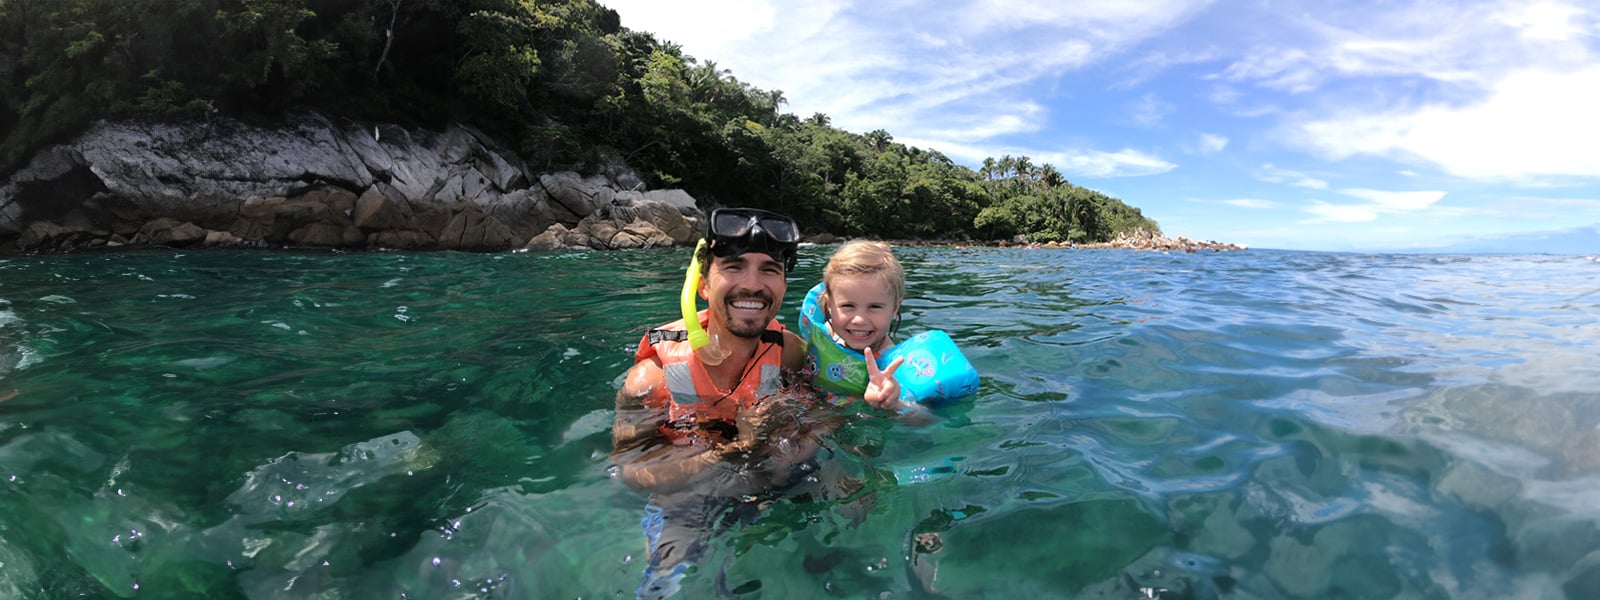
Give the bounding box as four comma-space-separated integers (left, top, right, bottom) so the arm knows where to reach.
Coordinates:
823, 240, 905, 304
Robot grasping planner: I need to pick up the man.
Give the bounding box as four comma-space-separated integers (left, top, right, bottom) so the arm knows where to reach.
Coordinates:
611, 207, 809, 489
611, 207, 826, 598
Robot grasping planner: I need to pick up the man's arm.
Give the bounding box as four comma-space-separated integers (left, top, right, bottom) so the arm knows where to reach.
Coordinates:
781, 329, 807, 372
611, 359, 726, 493
615, 443, 724, 493
612, 360, 666, 449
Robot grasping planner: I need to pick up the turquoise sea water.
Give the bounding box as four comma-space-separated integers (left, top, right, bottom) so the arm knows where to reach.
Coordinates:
2, 247, 1598, 599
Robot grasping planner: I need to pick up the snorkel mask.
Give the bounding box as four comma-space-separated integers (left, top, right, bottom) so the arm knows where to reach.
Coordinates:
679, 208, 802, 366
707, 208, 800, 272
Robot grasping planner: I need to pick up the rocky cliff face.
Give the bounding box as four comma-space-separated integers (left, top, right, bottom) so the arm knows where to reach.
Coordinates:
0, 114, 702, 254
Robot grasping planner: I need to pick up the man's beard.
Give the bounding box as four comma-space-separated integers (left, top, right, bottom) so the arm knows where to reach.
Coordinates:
723, 292, 774, 338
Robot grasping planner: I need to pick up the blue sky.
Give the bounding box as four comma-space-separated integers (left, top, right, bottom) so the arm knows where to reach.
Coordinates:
598, 0, 1600, 252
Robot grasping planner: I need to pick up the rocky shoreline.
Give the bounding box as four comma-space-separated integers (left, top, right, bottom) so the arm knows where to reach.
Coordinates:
1034, 228, 1245, 252
1, 114, 1243, 256
815, 229, 1246, 252
0, 114, 707, 256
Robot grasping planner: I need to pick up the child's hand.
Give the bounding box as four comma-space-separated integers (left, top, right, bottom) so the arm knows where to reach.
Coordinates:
863, 347, 904, 411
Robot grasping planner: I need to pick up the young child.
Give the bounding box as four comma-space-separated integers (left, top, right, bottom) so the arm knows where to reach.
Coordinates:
799, 240, 916, 414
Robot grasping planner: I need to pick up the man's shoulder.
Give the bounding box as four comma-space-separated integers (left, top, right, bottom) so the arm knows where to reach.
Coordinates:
622, 356, 666, 397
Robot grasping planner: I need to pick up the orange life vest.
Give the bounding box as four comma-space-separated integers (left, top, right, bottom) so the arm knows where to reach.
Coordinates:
635, 310, 786, 445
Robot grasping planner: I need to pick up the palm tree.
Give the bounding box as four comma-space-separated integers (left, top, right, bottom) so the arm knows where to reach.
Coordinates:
688, 59, 730, 103
865, 129, 893, 152
998, 155, 1016, 179
1015, 155, 1034, 181
1039, 163, 1065, 189
764, 89, 787, 114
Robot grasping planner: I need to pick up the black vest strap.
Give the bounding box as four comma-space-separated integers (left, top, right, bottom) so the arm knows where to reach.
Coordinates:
645, 327, 784, 347
646, 329, 688, 345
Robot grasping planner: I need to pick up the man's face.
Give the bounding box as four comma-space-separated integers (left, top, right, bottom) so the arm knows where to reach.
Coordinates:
701, 251, 787, 339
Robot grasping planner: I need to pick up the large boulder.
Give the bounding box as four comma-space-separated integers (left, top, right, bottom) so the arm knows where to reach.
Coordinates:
611, 219, 677, 249
353, 185, 411, 231
628, 200, 696, 244
524, 223, 569, 251
540, 172, 615, 223
288, 222, 365, 247
642, 189, 698, 213
481, 188, 552, 242
138, 217, 207, 246
438, 205, 517, 250
574, 213, 620, 248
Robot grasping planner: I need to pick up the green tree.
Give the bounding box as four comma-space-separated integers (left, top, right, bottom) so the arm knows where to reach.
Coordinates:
215, 0, 338, 101
864, 128, 892, 152
1039, 163, 1065, 189
1066, 187, 1103, 242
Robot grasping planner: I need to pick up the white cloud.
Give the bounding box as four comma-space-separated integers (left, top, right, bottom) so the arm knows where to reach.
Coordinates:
1119, 48, 1223, 88
1129, 94, 1176, 126
1501, 1, 1595, 41
1222, 1, 1589, 93
1047, 148, 1178, 178
1197, 133, 1229, 154
1339, 189, 1446, 211
1508, 196, 1600, 209
1221, 48, 1321, 93
908, 138, 1177, 178
919, 103, 1047, 139
1256, 164, 1329, 190
1202, 0, 1600, 182
601, 0, 787, 61
1296, 66, 1600, 180
1225, 198, 1278, 209
1298, 188, 1447, 224
1207, 84, 1241, 105
969, 0, 1214, 36
1340, 189, 1434, 210
1302, 201, 1379, 223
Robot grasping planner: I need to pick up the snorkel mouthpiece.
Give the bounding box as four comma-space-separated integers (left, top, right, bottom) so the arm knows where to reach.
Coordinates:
682, 239, 728, 366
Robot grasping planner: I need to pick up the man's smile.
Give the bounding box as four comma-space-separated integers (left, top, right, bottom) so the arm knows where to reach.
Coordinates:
726, 293, 773, 316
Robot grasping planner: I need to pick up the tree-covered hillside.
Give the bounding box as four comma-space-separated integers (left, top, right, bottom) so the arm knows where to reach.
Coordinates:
0, 0, 1160, 242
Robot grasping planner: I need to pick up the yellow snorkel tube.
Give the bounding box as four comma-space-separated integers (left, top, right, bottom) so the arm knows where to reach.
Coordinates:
681, 239, 729, 365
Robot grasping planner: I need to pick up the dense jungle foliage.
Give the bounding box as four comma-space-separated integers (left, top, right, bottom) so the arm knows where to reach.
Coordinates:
0, 0, 1160, 242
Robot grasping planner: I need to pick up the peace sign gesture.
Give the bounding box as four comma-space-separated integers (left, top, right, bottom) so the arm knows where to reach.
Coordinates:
863, 346, 905, 411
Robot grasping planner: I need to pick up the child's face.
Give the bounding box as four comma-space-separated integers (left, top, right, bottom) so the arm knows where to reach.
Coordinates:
826, 275, 899, 351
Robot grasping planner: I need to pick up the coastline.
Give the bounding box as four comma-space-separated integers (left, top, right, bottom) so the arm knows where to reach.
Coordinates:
804, 228, 1246, 252
2, 116, 1244, 256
